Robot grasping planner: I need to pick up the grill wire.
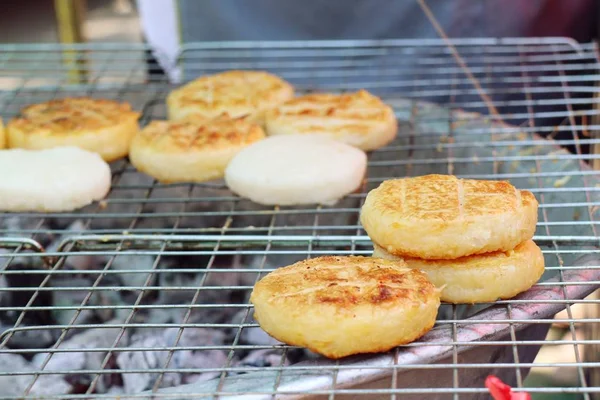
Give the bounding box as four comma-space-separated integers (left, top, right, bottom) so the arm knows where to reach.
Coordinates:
0, 38, 599, 399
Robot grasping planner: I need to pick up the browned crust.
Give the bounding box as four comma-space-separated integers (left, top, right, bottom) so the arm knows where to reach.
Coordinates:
168, 70, 294, 120
266, 90, 395, 134
134, 116, 265, 153
8, 97, 140, 133
253, 256, 437, 311
370, 174, 537, 222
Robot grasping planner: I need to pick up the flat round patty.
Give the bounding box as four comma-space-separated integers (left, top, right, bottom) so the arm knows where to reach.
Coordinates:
374, 240, 545, 304
167, 70, 294, 124
0, 147, 111, 212
250, 256, 441, 359
7, 97, 140, 162
265, 90, 397, 151
225, 134, 367, 206
129, 116, 265, 183
360, 175, 538, 259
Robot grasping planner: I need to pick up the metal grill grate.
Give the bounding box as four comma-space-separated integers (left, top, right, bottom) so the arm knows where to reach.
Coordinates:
0, 38, 599, 399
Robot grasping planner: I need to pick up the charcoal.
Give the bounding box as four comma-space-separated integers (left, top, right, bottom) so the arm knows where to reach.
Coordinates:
45, 220, 97, 271
117, 327, 228, 394
0, 248, 43, 272
0, 273, 8, 309
0, 353, 71, 396
236, 349, 290, 369
111, 254, 156, 288
184, 371, 222, 385
117, 333, 182, 393
241, 326, 280, 346
232, 310, 280, 347
106, 385, 126, 395
32, 322, 127, 370
31, 321, 128, 393
0, 323, 56, 349
2, 263, 54, 327
96, 289, 133, 322
49, 276, 97, 326
149, 267, 241, 325
87, 172, 230, 231
1, 216, 54, 253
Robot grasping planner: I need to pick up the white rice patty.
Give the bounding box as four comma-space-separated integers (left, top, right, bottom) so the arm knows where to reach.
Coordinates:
0, 146, 111, 212
225, 134, 367, 205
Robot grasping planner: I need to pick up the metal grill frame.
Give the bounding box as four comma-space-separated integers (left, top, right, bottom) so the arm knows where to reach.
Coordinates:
0, 38, 599, 399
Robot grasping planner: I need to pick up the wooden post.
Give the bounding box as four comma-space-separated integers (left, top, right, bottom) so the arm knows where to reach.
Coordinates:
54, 0, 87, 84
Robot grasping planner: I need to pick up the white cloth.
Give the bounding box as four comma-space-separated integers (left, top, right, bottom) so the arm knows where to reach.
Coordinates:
136, 0, 181, 82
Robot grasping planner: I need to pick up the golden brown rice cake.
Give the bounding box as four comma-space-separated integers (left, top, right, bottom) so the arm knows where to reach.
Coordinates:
167, 70, 294, 124
250, 255, 440, 359
129, 116, 265, 183
360, 175, 538, 259
7, 97, 140, 162
264, 90, 397, 151
373, 240, 545, 304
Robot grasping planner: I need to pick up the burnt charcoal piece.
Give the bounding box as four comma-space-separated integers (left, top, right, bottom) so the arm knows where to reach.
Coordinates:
2, 264, 53, 328
116, 327, 228, 394
0, 324, 56, 350
236, 349, 290, 369
0, 353, 71, 396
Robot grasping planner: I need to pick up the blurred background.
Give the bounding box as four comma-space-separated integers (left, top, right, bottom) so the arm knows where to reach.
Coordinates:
0, 0, 141, 45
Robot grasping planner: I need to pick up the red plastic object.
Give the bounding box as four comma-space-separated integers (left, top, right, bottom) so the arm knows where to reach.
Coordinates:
485, 375, 532, 400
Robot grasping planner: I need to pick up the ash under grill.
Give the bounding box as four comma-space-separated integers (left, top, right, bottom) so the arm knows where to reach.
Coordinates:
0, 39, 599, 399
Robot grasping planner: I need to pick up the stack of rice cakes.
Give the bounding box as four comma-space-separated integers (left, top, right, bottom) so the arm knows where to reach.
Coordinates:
362, 174, 545, 304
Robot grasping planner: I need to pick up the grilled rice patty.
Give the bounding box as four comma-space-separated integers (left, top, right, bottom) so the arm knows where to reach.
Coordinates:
265, 90, 397, 151
7, 97, 140, 162
360, 175, 538, 260
129, 115, 265, 183
373, 240, 545, 304
250, 255, 440, 359
167, 70, 294, 125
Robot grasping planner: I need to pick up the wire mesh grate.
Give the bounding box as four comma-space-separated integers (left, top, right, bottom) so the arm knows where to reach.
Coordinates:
0, 38, 599, 399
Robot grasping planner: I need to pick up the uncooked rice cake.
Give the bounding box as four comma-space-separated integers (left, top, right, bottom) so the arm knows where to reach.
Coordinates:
0, 147, 111, 212
224, 134, 367, 206
7, 97, 140, 162
250, 256, 441, 359
264, 90, 397, 151
166, 70, 294, 124
360, 175, 539, 260
129, 116, 266, 183
373, 240, 545, 304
